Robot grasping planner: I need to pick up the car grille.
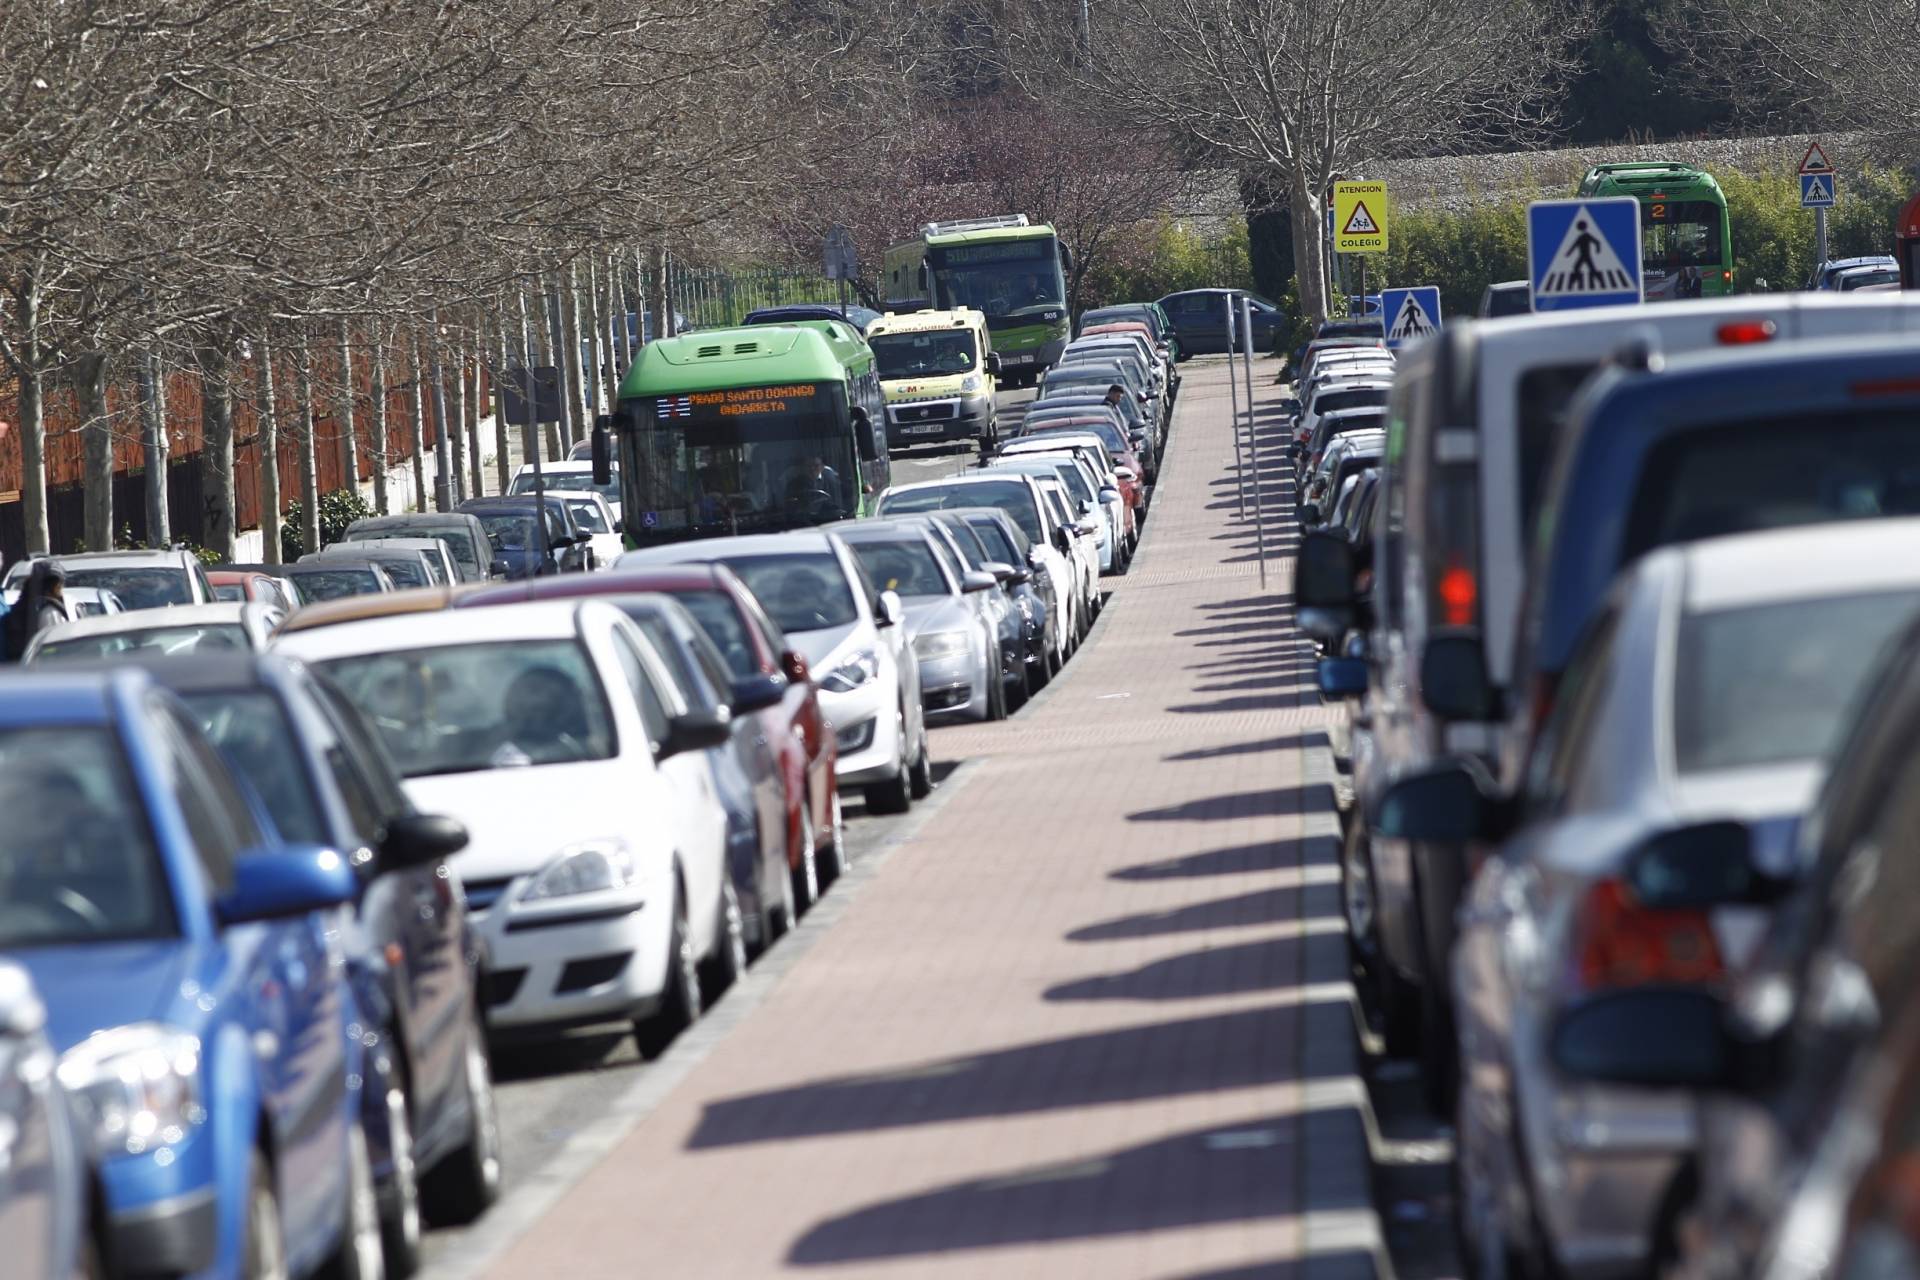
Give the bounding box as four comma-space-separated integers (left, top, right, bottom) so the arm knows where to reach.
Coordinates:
893, 402, 958, 423
557, 952, 633, 993
464, 875, 517, 914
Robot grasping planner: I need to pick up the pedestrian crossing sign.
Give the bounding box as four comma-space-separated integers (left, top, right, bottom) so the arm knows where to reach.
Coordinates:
1333, 181, 1389, 254
1379, 287, 1443, 349
1527, 197, 1642, 311
1800, 172, 1837, 208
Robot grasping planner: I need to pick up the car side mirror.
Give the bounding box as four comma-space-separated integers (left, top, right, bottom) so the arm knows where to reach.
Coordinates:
381, 814, 469, 870
1301, 502, 1322, 526
1099, 486, 1120, 502
1073, 519, 1100, 538
1113, 467, 1136, 483
661, 708, 732, 758
1317, 656, 1368, 701
876, 590, 904, 628
986, 353, 1003, 375
781, 649, 811, 683
1370, 757, 1514, 844
216, 846, 358, 925
729, 674, 788, 713
490, 556, 511, 578
591, 415, 615, 487
1053, 527, 1072, 554
1623, 820, 1789, 909
612, 520, 625, 534
1290, 529, 1351, 610
960, 570, 996, 593
1549, 988, 1746, 1090
1420, 629, 1500, 722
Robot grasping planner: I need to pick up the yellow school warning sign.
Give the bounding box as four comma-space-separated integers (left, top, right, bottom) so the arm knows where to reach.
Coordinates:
1334, 181, 1389, 254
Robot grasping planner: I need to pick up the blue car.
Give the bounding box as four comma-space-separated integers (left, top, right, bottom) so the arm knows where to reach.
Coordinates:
0, 668, 384, 1280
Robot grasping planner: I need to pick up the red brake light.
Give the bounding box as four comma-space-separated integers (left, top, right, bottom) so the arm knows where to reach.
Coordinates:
1574, 880, 1723, 990
1716, 320, 1776, 345
1853, 378, 1920, 398
1722, 271, 1733, 282
1437, 565, 1477, 627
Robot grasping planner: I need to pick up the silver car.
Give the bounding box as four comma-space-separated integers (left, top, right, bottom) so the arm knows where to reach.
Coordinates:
24, 601, 285, 663
1374, 518, 1920, 1279
0, 962, 87, 1280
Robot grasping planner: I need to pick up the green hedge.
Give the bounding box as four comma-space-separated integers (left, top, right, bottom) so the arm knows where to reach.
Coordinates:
1367, 165, 1916, 318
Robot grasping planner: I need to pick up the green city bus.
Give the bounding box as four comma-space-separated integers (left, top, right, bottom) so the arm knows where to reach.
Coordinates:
593, 320, 889, 548
882, 215, 1072, 382
1576, 162, 1735, 299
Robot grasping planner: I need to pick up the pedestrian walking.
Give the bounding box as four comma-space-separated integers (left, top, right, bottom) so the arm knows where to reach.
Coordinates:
4, 560, 68, 661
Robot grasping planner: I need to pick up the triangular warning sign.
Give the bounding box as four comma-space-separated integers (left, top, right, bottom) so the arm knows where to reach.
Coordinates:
1388, 294, 1435, 343
1342, 201, 1381, 237
1799, 142, 1833, 174
1535, 205, 1637, 297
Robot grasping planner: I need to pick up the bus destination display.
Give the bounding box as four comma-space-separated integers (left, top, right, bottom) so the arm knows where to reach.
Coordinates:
657, 383, 820, 421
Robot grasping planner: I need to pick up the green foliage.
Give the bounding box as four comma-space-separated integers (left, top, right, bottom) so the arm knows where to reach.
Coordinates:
281, 488, 376, 561
1080, 218, 1254, 311
1377, 199, 1531, 321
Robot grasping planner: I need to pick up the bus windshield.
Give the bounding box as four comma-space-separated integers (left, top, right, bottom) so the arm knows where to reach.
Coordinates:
931, 239, 1065, 316
870, 331, 979, 379
1644, 200, 1723, 269
622, 384, 859, 536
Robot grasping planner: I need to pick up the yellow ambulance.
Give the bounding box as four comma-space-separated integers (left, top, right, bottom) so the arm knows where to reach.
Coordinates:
864, 308, 1000, 451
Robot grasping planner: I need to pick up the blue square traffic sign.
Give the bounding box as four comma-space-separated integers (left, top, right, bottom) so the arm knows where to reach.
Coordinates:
1801, 173, 1837, 208
1527, 197, 1642, 311
1379, 287, 1442, 349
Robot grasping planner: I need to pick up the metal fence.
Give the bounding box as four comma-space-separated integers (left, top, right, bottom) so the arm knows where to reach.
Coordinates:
666, 265, 866, 330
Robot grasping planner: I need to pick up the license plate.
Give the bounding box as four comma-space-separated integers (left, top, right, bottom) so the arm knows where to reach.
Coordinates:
906, 424, 943, 435
1000, 353, 1033, 365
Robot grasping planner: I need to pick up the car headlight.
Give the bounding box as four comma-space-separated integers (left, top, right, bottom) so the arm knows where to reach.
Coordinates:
821, 648, 880, 692
522, 840, 635, 901
913, 630, 971, 660
58, 1024, 203, 1159
960, 374, 983, 393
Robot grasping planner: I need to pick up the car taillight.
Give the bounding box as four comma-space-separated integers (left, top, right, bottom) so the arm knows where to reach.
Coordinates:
1437, 564, 1477, 627
1573, 879, 1723, 990
1716, 320, 1776, 345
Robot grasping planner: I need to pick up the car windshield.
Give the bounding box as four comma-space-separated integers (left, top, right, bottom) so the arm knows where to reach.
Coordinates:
673, 590, 758, 678
869, 331, 978, 379
1673, 591, 1919, 774
291, 568, 382, 601
319, 639, 616, 776
965, 517, 1023, 563
1026, 420, 1129, 456
882, 481, 1042, 544
182, 690, 326, 845
36, 624, 250, 662
1840, 269, 1901, 291
0, 726, 175, 946
64, 567, 191, 609
369, 557, 429, 588
847, 539, 949, 598
349, 527, 482, 577
509, 470, 622, 508
1312, 387, 1390, 418
1045, 462, 1095, 506
212, 583, 245, 602
716, 553, 858, 634
473, 511, 543, 550
565, 501, 611, 534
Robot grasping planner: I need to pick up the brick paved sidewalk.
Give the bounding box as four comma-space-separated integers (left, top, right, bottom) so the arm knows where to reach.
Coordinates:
479, 358, 1382, 1279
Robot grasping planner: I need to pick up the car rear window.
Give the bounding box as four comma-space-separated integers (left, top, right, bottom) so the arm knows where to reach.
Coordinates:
1674, 591, 1919, 773
1313, 387, 1390, 418
882, 482, 1042, 544
717, 553, 860, 634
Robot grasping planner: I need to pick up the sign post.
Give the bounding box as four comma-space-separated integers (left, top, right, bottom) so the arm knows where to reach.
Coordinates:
1379, 287, 1443, 349
1527, 197, 1643, 312
1799, 143, 1836, 271
1225, 295, 1245, 519
1240, 294, 1266, 590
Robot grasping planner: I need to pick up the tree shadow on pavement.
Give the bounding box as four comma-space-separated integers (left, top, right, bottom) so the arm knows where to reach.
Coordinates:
1168, 691, 1311, 715
1111, 839, 1312, 882
1044, 933, 1347, 1002
1163, 734, 1309, 761
686, 1003, 1339, 1151
1127, 786, 1319, 823
1067, 882, 1341, 942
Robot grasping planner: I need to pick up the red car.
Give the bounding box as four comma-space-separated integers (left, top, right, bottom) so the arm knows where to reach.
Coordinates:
455, 566, 842, 936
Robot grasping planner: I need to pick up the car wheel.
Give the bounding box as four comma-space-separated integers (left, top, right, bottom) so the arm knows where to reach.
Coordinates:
378, 1086, 421, 1278
634, 881, 700, 1059
421, 1019, 502, 1225
908, 721, 933, 799
864, 716, 913, 814
765, 815, 795, 943
701, 877, 748, 995
325, 1118, 385, 1280
986, 661, 1007, 721
241, 1152, 288, 1280
1008, 660, 1031, 712
1341, 821, 1418, 1058
792, 814, 820, 910
820, 788, 848, 880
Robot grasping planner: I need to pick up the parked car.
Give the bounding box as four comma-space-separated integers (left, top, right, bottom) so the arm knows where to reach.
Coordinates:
1300, 431, 1385, 528
25, 601, 284, 663
2, 549, 216, 610
1807, 253, 1900, 290
620, 531, 931, 814
0, 960, 88, 1280
455, 565, 843, 942
1376, 519, 1920, 1279
1038, 360, 1162, 447
1290, 376, 1393, 463
1158, 288, 1285, 354
210, 568, 300, 610
1477, 280, 1530, 317
6, 584, 128, 619
1832, 261, 1903, 292
1078, 302, 1180, 367
147, 653, 501, 1266
1029, 391, 1158, 482
551, 491, 623, 570
996, 435, 1135, 558
952, 507, 1058, 691
914, 509, 1041, 710
342, 513, 497, 583
285, 557, 400, 602
987, 453, 1126, 576
276, 601, 736, 1056
458, 495, 592, 578
1298, 407, 1389, 492
303, 545, 438, 591
1317, 315, 1387, 341
828, 519, 1004, 723
278, 587, 463, 636
316, 538, 458, 586
0, 666, 381, 1280
1014, 410, 1150, 500
506, 459, 624, 525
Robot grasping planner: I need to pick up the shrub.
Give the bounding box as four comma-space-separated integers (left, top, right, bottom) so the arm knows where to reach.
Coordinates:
281, 488, 376, 561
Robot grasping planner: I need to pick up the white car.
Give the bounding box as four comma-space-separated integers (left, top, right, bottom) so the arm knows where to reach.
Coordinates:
3, 585, 126, 618
997, 432, 1135, 555
878, 473, 1082, 666
1, 549, 216, 609
1033, 476, 1101, 630
321, 536, 459, 585
276, 600, 738, 1052
986, 454, 1124, 575
618, 531, 931, 813
553, 491, 624, 570
508, 459, 624, 525
24, 601, 283, 663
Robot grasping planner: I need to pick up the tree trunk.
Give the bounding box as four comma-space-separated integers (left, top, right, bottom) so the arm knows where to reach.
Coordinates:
465, 342, 485, 499
515, 287, 541, 471
77, 353, 113, 552
428, 311, 453, 512
653, 246, 673, 343
564, 260, 590, 433
197, 340, 237, 561
449, 339, 469, 504
16, 273, 50, 555
295, 335, 321, 552
255, 337, 283, 565
138, 352, 170, 546
336, 318, 359, 496
408, 332, 428, 511
494, 309, 513, 494
1289, 169, 1331, 324
536, 274, 564, 460
369, 334, 390, 515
